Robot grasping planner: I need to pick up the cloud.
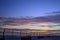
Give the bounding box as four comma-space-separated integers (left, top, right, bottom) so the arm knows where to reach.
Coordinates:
0, 11, 60, 26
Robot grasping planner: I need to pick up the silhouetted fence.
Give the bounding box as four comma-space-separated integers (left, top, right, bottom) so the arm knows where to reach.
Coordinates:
0, 28, 60, 40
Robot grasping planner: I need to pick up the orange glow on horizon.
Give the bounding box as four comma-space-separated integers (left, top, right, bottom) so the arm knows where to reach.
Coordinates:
42, 26, 51, 31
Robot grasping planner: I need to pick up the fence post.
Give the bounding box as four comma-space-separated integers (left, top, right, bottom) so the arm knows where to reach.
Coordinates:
3, 28, 5, 40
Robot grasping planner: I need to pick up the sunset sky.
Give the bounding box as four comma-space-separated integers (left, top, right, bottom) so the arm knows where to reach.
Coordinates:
0, 0, 60, 17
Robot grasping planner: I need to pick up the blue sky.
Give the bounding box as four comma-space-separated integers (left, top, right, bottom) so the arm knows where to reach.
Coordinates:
0, 0, 60, 17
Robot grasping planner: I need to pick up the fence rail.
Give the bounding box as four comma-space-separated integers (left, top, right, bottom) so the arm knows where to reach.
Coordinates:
0, 28, 60, 40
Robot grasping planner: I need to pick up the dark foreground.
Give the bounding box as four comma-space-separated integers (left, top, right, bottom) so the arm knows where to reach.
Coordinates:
0, 35, 60, 40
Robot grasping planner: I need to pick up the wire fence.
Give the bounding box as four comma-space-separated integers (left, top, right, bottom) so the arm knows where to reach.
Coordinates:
0, 28, 60, 40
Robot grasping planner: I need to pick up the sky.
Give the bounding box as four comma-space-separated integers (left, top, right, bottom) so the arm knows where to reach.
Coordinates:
0, 0, 60, 17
